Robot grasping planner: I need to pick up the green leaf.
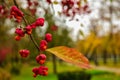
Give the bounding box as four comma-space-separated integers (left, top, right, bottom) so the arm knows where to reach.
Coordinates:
79, 30, 84, 37
46, 46, 91, 69
110, 0, 113, 2
53, 1, 59, 5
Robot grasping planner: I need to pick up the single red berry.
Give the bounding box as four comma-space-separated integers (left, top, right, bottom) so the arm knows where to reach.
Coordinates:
29, 8, 36, 15
38, 66, 48, 76
45, 33, 52, 42
32, 67, 39, 74
36, 54, 46, 64
34, 1, 39, 6
25, 25, 32, 31
15, 35, 21, 41
0, 5, 4, 13
83, 4, 89, 11
42, 70, 48, 76
50, 25, 58, 31
25, 25, 32, 35
27, 0, 32, 6
15, 28, 25, 37
39, 40, 47, 51
26, 29, 32, 35
35, 18, 44, 26
19, 49, 30, 58
39, 54, 46, 60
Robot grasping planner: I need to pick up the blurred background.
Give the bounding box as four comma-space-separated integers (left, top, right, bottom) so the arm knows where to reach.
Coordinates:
0, 0, 120, 80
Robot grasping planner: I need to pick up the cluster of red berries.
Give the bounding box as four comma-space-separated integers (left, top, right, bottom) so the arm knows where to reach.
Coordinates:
45, 0, 90, 20
61, 0, 91, 18
32, 54, 48, 77
15, 17, 44, 41
19, 49, 30, 58
10, 6, 24, 23
0, 5, 8, 18
32, 66, 48, 77
9, 5, 52, 77
40, 33, 52, 51
32, 32, 52, 77
27, 0, 39, 15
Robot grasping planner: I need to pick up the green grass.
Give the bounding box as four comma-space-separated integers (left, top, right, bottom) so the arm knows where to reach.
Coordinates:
12, 64, 57, 80
12, 62, 81, 80
86, 69, 113, 75
13, 73, 57, 80
92, 74, 120, 80
11, 62, 120, 80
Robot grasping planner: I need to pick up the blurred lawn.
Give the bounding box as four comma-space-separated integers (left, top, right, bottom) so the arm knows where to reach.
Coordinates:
11, 62, 120, 80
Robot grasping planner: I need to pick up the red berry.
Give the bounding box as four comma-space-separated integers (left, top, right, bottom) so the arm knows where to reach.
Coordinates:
38, 66, 48, 76
50, 25, 58, 31
34, 1, 39, 6
25, 25, 32, 31
45, 33, 52, 42
10, 6, 24, 22
26, 29, 32, 35
42, 70, 48, 76
19, 49, 30, 58
35, 18, 44, 26
39, 40, 47, 51
0, 5, 4, 13
32, 67, 39, 74
83, 4, 89, 11
15, 35, 21, 41
25, 25, 32, 35
30, 23, 36, 29
36, 54, 46, 64
32, 66, 48, 77
29, 8, 36, 15
10, 6, 24, 17
27, 0, 32, 6
15, 28, 25, 37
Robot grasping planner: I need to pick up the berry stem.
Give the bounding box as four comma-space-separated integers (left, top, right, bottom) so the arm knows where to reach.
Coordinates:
13, 0, 40, 51
29, 34, 40, 51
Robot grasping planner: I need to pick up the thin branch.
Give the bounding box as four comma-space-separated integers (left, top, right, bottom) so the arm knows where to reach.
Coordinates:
22, 16, 40, 51
13, 0, 18, 8
22, 16, 28, 26
29, 34, 40, 51
13, 0, 40, 51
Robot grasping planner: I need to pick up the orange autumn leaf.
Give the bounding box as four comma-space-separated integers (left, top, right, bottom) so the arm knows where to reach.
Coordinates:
46, 46, 91, 69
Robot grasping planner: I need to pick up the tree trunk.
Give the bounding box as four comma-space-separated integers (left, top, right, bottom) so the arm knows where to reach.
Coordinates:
52, 54, 57, 74
112, 49, 117, 64
103, 50, 107, 64
94, 53, 99, 66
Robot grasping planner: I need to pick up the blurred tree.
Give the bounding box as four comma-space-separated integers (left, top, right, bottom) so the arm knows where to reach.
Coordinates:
76, 0, 120, 65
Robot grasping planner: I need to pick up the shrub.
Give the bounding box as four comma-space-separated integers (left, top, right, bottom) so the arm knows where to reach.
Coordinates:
10, 65, 20, 75
57, 70, 92, 80
86, 70, 113, 75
